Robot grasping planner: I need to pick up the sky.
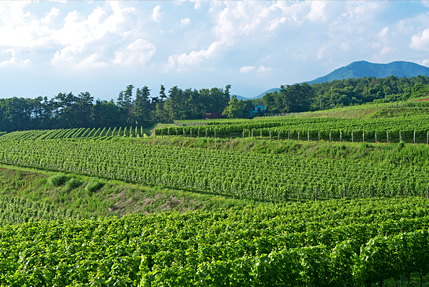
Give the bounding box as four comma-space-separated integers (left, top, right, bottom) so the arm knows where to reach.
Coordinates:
0, 1, 429, 101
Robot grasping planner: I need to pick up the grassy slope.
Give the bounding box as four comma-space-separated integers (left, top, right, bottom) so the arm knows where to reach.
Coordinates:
0, 165, 266, 217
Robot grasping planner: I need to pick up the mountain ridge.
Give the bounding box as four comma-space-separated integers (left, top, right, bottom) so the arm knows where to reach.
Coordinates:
248, 60, 429, 100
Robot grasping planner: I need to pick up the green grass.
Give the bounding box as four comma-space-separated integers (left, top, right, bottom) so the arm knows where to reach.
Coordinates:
130, 136, 429, 166
0, 164, 268, 217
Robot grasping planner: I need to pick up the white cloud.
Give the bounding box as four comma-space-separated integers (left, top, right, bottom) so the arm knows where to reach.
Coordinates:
307, 2, 326, 22
180, 18, 191, 27
377, 27, 389, 39
151, 5, 161, 22
113, 39, 156, 67
256, 65, 272, 73
410, 29, 429, 51
168, 41, 223, 71
267, 17, 287, 32
0, 49, 30, 67
379, 46, 392, 55
239, 66, 255, 73
77, 53, 108, 69
421, 59, 429, 67
41, 7, 60, 24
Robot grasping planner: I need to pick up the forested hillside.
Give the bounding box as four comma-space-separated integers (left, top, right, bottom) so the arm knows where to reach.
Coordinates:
1, 75, 429, 133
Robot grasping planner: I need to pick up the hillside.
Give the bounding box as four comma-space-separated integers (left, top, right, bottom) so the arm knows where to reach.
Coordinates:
251, 60, 429, 99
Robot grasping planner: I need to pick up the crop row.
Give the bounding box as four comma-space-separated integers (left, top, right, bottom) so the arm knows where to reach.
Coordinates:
0, 139, 428, 201
1, 198, 429, 285
0, 126, 147, 141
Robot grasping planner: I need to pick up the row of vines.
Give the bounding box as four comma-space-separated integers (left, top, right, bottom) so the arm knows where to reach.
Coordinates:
2, 198, 429, 285
0, 126, 147, 141
0, 139, 428, 201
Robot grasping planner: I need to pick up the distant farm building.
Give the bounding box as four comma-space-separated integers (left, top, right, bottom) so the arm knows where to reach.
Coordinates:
250, 105, 266, 117
204, 113, 222, 119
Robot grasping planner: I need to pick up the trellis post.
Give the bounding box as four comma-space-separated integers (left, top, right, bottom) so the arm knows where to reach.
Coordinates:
285, 187, 288, 203
270, 128, 272, 140
375, 131, 377, 143
308, 130, 310, 141
298, 129, 300, 141
318, 130, 320, 141
352, 131, 354, 143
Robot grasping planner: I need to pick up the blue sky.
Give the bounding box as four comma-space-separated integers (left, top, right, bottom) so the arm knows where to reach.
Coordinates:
0, 1, 428, 100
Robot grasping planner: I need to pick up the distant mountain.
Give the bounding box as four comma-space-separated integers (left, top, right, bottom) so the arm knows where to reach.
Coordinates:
234, 95, 250, 100
306, 60, 429, 85
250, 60, 429, 99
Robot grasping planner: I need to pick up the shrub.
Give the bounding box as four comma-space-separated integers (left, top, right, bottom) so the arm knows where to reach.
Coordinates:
48, 174, 68, 187
85, 179, 103, 194
65, 178, 81, 191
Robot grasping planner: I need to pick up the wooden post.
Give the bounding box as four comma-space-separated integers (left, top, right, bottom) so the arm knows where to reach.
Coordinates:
400, 131, 402, 142
198, 128, 200, 138
371, 185, 374, 198
270, 128, 272, 140
205, 128, 207, 137
298, 129, 300, 141
288, 130, 290, 140
161, 129, 163, 138
343, 185, 346, 199
308, 130, 310, 141
190, 129, 192, 137
260, 129, 262, 139
340, 130, 342, 143
278, 130, 280, 141
352, 131, 354, 143
387, 131, 389, 143
315, 187, 318, 201
243, 128, 245, 139
427, 187, 429, 199
363, 130, 365, 142
375, 131, 377, 143
183, 128, 185, 137
414, 130, 416, 144
318, 130, 320, 141
214, 129, 216, 138
168, 128, 170, 136
176, 128, 178, 136
285, 187, 288, 203
329, 130, 331, 142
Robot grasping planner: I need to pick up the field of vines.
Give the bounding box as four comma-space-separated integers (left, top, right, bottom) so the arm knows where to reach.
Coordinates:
2, 198, 429, 285
0, 139, 428, 201
159, 112, 429, 143
0, 126, 146, 141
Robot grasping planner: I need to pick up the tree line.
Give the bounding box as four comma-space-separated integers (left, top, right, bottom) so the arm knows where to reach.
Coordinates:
1, 75, 429, 132
0, 85, 231, 132
262, 75, 429, 114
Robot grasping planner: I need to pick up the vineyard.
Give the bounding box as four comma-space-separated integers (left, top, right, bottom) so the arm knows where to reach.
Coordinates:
3, 105, 429, 286
1, 139, 429, 202
0, 126, 147, 141
159, 111, 429, 143
2, 198, 429, 285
